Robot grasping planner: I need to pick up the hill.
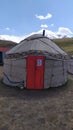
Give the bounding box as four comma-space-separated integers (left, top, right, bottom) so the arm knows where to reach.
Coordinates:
53, 38, 73, 56
0, 40, 17, 48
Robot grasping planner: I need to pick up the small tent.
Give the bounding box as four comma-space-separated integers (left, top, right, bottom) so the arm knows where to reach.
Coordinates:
67, 57, 73, 74
3, 32, 68, 89
0, 47, 9, 65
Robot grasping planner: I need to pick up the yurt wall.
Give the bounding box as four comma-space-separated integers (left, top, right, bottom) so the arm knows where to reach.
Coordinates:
3, 55, 68, 89
44, 58, 67, 88
3, 58, 26, 88
68, 58, 73, 74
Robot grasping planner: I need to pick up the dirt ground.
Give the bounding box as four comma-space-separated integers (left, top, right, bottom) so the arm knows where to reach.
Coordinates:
0, 66, 73, 130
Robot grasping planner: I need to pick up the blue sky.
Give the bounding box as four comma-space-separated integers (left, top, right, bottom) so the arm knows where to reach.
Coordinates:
0, 0, 73, 42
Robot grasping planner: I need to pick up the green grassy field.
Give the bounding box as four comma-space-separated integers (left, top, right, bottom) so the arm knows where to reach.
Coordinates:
53, 38, 73, 56
0, 40, 17, 48
0, 69, 73, 130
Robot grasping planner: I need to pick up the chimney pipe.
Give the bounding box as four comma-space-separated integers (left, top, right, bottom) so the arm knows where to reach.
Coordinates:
43, 30, 45, 36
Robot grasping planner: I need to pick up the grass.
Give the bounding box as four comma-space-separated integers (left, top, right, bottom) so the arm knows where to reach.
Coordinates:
0, 40, 17, 48
0, 66, 73, 130
53, 38, 73, 56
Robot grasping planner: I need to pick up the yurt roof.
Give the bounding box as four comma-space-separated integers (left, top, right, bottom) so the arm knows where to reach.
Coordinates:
6, 34, 67, 56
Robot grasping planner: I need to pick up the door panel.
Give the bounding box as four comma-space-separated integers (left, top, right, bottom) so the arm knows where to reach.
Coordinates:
26, 56, 44, 89
26, 56, 35, 89
35, 56, 44, 89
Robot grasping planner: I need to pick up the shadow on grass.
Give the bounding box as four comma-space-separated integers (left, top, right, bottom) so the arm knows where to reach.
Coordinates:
0, 79, 72, 100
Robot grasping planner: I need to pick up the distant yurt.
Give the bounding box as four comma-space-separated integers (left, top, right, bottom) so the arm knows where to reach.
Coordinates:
0, 47, 9, 65
3, 31, 68, 89
68, 56, 73, 74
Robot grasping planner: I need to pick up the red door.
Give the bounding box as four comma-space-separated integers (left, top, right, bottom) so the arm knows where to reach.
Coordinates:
26, 56, 44, 89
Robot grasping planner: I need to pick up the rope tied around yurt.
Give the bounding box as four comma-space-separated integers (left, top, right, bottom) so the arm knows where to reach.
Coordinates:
3, 73, 24, 87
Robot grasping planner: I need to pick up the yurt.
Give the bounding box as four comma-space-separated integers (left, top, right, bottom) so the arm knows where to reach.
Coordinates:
0, 47, 9, 65
67, 57, 73, 74
3, 31, 68, 89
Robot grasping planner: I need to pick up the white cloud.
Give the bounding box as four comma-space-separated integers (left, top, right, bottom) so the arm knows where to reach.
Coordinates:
40, 23, 54, 28
57, 27, 73, 35
36, 28, 73, 39
0, 34, 26, 43
35, 13, 52, 20
36, 29, 58, 39
6, 27, 10, 31
0, 27, 73, 43
50, 24, 54, 27
41, 24, 48, 28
